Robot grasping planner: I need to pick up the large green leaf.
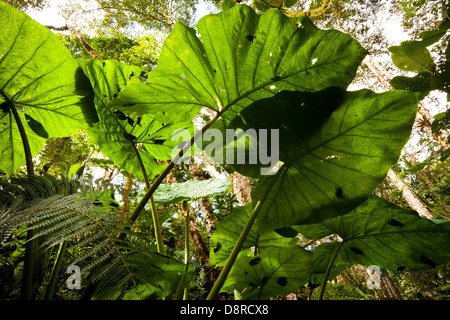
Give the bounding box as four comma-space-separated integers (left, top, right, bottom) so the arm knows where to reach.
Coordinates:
208, 87, 345, 177
110, 5, 367, 123
388, 41, 435, 74
250, 89, 418, 232
79, 59, 191, 181
296, 196, 450, 273
0, 3, 94, 173
221, 246, 313, 299
93, 252, 196, 300
150, 177, 231, 204
210, 203, 298, 266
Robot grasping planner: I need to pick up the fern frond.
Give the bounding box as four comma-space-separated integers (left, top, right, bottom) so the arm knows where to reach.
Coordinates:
0, 174, 188, 300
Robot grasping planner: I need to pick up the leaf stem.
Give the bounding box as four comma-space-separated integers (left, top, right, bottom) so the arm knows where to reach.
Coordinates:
130, 142, 165, 254
43, 241, 68, 300
318, 241, 344, 300
206, 167, 284, 300
7, 99, 34, 176
183, 202, 190, 300
125, 109, 223, 232
6, 97, 38, 300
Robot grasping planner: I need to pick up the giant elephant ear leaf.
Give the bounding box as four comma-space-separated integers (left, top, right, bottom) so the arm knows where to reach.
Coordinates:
79, 59, 192, 181
110, 4, 367, 123
249, 89, 418, 232
0, 3, 94, 173
210, 203, 298, 266
296, 196, 450, 273
221, 246, 313, 299
149, 177, 231, 204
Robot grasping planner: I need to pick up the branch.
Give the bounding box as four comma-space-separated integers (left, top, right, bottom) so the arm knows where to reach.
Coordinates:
45, 25, 101, 60
287, 0, 331, 18
387, 168, 434, 219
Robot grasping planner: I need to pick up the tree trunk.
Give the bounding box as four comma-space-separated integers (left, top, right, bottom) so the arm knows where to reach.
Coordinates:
189, 164, 216, 235
387, 168, 434, 219
45, 25, 101, 60
179, 202, 219, 291
230, 172, 253, 205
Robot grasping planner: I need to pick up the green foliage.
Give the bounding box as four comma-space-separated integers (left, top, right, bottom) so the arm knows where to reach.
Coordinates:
249, 89, 418, 231
58, 34, 159, 70
86, 0, 198, 32
0, 3, 95, 173
4, 0, 48, 11
222, 246, 313, 299
79, 59, 192, 181
1, 2, 449, 301
110, 4, 367, 122
0, 173, 193, 300
296, 196, 450, 278
210, 203, 298, 266
150, 178, 231, 204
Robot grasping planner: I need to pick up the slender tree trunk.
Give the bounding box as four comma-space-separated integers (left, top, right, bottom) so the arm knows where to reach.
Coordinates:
230, 172, 253, 206
179, 202, 218, 290
121, 176, 133, 217
45, 25, 101, 60
189, 164, 216, 235
387, 169, 434, 219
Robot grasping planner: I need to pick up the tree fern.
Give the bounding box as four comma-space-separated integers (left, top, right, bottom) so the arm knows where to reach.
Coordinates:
0, 174, 190, 300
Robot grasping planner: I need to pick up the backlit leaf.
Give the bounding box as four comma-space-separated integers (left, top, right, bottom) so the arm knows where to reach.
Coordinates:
296, 196, 450, 272
250, 89, 418, 231
110, 5, 367, 123
0, 3, 93, 173
221, 246, 313, 299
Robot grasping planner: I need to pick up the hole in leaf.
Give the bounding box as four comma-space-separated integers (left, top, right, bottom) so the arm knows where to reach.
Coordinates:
1, 102, 10, 113
129, 71, 135, 80
213, 242, 222, 253
139, 71, 148, 79
246, 35, 256, 42
163, 236, 176, 249
249, 257, 261, 266
420, 255, 436, 268
350, 247, 364, 255
397, 266, 406, 272
123, 133, 137, 141
261, 276, 269, 284
387, 219, 404, 227
335, 188, 344, 199
152, 139, 165, 145
274, 227, 298, 238
277, 277, 288, 287
114, 111, 127, 120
